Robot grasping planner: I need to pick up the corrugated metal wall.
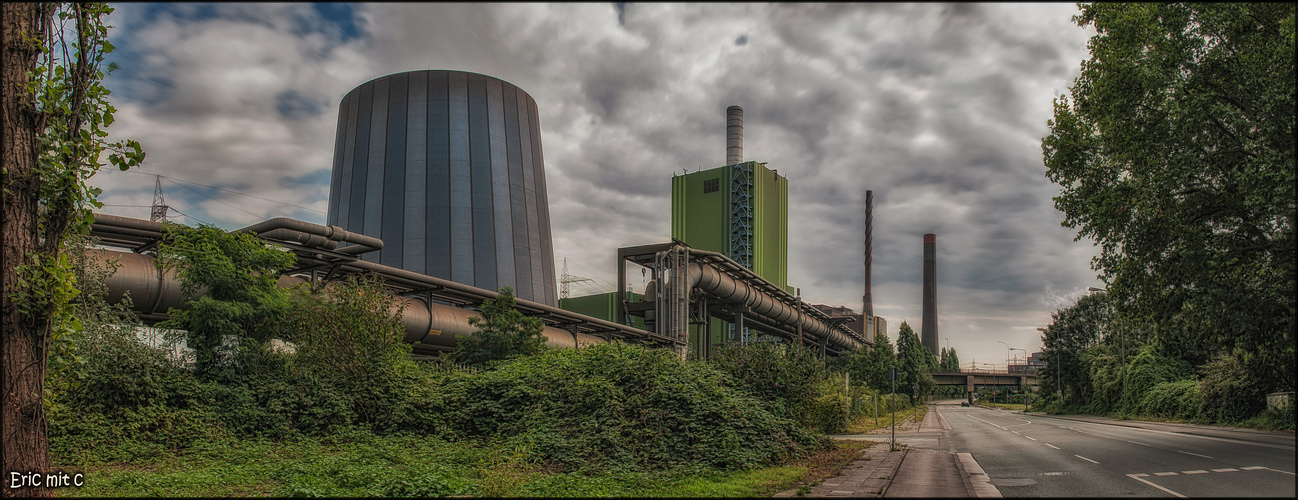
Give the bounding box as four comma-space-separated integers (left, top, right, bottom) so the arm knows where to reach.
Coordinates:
328, 70, 556, 306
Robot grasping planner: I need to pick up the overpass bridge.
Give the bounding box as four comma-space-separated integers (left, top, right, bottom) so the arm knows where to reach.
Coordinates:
931, 370, 1037, 405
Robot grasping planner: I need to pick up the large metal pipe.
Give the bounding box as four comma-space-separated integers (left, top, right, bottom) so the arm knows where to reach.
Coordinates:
89, 249, 604, 351
726, 105, 743, 165
922, 233, 938, 355
237, 217, 383, 255
670, 255, 862, 351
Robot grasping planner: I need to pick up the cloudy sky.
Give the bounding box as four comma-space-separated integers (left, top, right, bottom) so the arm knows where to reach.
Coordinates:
94, 2, 1104, 369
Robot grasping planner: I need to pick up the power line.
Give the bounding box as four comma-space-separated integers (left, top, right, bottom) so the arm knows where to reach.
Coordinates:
163, 178, 266, 222
119, 170, 325, 214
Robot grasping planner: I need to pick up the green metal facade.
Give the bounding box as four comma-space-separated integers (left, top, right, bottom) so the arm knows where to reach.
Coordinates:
670, 161, 788, 291
557, 292, 645, 329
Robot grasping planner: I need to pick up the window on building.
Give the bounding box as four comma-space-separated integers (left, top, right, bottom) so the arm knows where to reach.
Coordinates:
703, 178, 719, 193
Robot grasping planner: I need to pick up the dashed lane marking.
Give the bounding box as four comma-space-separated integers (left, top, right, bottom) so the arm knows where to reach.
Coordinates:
1177, 450, 1212, 459
1126, 440, 1151, 446
1127, 474, 1188, 498
1044, 443, 1060, 450
1075, 455, 1100, 464
1154, 472, 1178, 476
1182, 470, 1208, 474
1212, 468, 1239, 472
1025, 436, 1037, 441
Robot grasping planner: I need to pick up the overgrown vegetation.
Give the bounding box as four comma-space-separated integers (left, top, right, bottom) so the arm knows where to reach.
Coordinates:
47, 223, 946, 495
1036, 3, 1294, 430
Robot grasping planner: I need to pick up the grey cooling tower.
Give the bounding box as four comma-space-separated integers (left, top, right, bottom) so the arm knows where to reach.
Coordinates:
327, 70, 556, 306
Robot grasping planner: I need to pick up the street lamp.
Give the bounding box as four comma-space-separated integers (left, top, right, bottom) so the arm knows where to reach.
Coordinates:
1009, 347, 1027, 410
1088, 286, 1126, 416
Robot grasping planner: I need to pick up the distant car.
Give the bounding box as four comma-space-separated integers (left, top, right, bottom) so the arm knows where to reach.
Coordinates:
961, 401, 970, 407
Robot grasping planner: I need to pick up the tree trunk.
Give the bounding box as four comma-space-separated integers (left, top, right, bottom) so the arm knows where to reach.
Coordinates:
3, 2, 51, 497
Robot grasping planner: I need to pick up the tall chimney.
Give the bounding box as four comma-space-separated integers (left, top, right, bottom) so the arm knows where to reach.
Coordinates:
726, 105, 743, 165
922, 233, 938, 355
863, 190, 873, 318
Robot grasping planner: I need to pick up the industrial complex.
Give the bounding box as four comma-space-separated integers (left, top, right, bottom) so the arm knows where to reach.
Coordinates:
90, 69, 920, 359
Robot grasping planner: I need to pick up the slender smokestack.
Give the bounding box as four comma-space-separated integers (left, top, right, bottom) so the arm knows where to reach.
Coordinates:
922, 233, 938, 355
726, 105, 743, 165
863, 190, 873, 318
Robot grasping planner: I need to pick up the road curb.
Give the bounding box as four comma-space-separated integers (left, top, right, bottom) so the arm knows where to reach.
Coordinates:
956, 452, 1002, 498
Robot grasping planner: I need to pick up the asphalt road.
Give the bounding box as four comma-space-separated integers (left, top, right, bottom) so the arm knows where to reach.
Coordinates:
899, 401, 1296, 497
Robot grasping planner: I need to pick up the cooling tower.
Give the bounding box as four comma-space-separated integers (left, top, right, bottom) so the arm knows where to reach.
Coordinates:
327, 70, 556, 306
921, 233, 938, 355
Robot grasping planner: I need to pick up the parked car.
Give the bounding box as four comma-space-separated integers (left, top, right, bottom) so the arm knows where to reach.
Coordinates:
960, 401, 970, 407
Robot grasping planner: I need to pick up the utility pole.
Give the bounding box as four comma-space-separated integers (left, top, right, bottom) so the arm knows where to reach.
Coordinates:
891, 365, 897, 451
150, 174, 169, 222
559, 257, 594, 300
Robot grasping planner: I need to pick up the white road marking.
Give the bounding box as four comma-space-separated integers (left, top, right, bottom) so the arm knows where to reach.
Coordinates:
1127, 474, 1188, 498
1154, 472, 1178, 476
1240, 466, 1265, 470
966, 414, 1009, 430
1075, 455, 1100, 464
1011, 431, 1020, 434
1025, 436, 1037, 441
1177, 450, 1213, 459
1033, 414, 1296, 451
1256, 467, 1296, 476
1181, 470, 1208, 474
1045, 443, 1060, 450
1212, 468, 1238, 472
1126, 440, 1151, 446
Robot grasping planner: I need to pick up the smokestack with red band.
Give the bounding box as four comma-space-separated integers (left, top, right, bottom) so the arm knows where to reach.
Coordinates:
726, 105, 743, 165
922, 233, 938, 355
863, 191, 873, 318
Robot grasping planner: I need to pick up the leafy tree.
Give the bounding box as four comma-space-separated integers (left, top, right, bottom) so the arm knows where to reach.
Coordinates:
711, 341, 826, 421
861, 330, 896, 393
452, 287, 546, 367
940, 346, 961, 372
895, 322, 934, 399
1039, 292, 1109, 407
1042, 3, 1295, 393
156, 224, 296, 381
3, 3, 143, 490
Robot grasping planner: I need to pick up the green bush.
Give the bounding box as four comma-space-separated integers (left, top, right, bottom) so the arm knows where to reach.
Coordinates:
1199, 353, 1266, 423
708, 341, 825, 421
428, 343, 826, 472
1135, 379, 1202, 420
803, 376, 849, 434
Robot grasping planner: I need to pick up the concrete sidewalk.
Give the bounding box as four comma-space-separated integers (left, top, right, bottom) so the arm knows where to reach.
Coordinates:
776, 404, 995, 498
773, 442, 907, 497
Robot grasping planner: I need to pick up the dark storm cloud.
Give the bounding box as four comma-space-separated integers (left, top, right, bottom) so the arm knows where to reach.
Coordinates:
97, 2, 1098, 366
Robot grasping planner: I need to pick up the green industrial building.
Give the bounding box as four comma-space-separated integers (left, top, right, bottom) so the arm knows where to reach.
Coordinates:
670, 161, 790, 293
559, 105, 832, 354
670, 159, 792, 349
557, 292, 645, 330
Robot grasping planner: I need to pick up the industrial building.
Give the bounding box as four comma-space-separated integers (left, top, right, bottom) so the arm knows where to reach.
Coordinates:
327, 70, 557, 306
90, 70, 870, 359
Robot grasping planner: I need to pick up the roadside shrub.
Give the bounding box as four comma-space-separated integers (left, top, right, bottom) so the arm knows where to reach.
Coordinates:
1199, 353, 1266, 423
429, 343, 826, 472
1135, 379, 1202, 420
708, 341, 825, 420
1126, 345, 1194, 405
802, 375, 849, 433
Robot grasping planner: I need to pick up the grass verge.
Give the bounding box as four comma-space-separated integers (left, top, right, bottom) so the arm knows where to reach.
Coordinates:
54, 434, 879, 497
